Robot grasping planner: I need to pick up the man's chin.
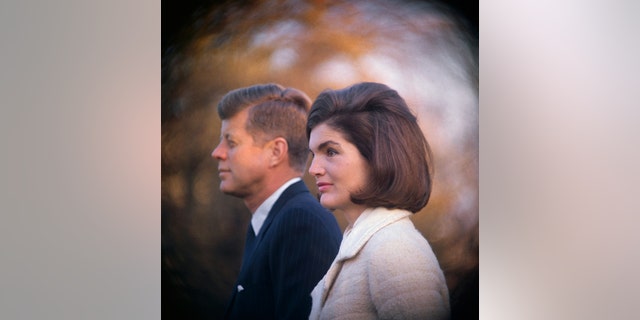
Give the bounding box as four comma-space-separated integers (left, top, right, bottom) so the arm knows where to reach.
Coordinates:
220, 184, 247, 199
219, 183, 234, 195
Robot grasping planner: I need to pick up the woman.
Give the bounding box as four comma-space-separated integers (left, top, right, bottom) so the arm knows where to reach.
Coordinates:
307, 82, 450, 319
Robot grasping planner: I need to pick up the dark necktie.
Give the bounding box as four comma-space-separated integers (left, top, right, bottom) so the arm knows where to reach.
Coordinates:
240, 224, 257, 273
225, 224, 257, 317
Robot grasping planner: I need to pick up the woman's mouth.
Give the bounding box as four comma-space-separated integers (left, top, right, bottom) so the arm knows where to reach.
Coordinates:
316, 182, 332, 193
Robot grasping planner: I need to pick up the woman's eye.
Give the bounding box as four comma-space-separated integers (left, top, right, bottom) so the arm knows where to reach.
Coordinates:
327, 149, 338, 157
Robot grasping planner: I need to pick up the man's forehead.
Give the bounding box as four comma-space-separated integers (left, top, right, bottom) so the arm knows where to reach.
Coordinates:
220, 122, 242, 136
220, 117, 253, 141
220, 115, 245, 132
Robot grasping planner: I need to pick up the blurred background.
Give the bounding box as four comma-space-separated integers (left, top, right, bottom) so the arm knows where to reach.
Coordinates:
162, 0, 478, 318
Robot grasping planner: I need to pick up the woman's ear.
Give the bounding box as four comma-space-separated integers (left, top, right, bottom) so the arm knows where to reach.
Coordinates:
268, 137, 288, 167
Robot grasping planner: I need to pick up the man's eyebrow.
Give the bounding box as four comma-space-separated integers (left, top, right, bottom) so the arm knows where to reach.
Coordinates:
220, 133, 235, 142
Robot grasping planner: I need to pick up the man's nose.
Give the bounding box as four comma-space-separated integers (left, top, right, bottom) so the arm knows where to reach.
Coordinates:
211, 143, 225, 160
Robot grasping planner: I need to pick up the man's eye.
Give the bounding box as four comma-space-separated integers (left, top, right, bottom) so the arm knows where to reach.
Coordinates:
327, 149, 338, 157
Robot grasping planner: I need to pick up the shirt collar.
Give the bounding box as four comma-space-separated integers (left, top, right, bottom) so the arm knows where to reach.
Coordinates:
251, 177, 301, 235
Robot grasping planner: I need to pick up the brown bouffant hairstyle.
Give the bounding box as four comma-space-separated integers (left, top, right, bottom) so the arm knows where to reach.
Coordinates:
306, 82, 433, 213
217, 83, 312, 173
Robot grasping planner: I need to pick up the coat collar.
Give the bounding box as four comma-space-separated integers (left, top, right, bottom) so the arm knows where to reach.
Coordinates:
317, 207, 412, 306
336, 207, 412, 261
258, 180, 308, 237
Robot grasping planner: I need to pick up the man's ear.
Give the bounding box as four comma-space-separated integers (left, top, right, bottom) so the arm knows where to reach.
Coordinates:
268, 137, 288, 167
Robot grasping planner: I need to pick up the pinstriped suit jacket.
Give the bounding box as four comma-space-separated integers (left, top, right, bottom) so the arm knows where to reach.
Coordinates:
224, 180, 342, 319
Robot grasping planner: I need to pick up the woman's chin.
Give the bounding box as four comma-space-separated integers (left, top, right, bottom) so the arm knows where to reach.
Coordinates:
319, 196, 333, 209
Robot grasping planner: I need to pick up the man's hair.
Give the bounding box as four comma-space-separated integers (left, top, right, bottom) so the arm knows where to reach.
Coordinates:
307, 82, 433, 213
217, 83, 312, 172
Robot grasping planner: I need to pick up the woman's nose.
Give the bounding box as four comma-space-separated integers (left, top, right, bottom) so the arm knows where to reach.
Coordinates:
308, 157, 323, 176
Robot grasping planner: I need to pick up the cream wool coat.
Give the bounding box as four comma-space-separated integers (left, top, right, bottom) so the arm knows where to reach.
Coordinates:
309, 207, 450, 320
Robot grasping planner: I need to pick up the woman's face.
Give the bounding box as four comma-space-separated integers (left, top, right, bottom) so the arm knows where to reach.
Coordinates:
308, 123, 369, 214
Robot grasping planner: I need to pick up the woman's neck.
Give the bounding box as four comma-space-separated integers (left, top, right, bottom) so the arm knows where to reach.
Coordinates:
341, 205, 369, 228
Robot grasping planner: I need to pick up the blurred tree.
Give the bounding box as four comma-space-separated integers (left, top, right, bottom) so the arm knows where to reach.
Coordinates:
162, 0, 478, 318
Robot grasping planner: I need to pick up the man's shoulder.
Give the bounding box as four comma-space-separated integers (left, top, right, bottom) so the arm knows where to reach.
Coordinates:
279, 190, 328, 217
268, 180, 339, 231
274, 189, 338, 227
277, 181, 322, 209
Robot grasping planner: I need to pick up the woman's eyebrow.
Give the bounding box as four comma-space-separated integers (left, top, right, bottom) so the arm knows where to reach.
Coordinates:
316, 140, 340, 151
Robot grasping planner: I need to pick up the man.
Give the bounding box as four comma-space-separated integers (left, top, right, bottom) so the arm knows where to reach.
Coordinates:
211, 83, 342, 319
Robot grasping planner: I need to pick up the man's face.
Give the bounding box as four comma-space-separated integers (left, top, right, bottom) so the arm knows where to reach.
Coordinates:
211, 108, 269, 199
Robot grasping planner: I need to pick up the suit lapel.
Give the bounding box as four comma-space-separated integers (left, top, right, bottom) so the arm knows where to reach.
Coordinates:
238, 180, 308, 275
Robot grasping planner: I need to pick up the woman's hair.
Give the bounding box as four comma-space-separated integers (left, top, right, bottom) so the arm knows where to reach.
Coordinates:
217, 83, 311, 172
307, 82, 433, 213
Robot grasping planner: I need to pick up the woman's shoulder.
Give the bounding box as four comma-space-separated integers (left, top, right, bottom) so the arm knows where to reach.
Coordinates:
368, 216, 426, 242
363, 217, 438, 263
